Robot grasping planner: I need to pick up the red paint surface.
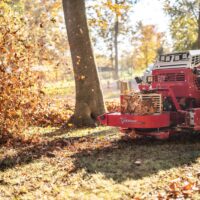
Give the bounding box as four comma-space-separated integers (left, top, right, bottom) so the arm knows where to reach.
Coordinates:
99, 113, 170, 129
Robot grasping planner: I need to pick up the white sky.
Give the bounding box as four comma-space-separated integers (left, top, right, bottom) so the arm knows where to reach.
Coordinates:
132, 0, 170, 33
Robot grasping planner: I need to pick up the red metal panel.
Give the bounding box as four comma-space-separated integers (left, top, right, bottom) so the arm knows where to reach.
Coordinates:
194, 109, 200, 130
152, 68, 200, 100
99, 112, 170, 129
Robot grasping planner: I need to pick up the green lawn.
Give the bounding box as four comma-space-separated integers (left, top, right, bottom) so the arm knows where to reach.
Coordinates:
1, 127, 200, 199
42, 80, 120, 100
43, 81, 75, 97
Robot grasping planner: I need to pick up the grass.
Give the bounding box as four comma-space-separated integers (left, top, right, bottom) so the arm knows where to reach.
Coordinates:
43, 81, 75, 97
1, 127, 200, 199
42, 80, 120, 100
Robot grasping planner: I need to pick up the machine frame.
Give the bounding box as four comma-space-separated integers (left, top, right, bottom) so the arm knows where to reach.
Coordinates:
98, 50, 200, 139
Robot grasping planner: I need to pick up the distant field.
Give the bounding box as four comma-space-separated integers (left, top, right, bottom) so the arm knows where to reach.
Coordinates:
43, 81, 75, 97
43, 80, 120, 100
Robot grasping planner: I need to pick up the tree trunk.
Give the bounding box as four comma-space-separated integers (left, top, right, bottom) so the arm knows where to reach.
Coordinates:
114, 0, 119, 80
62, 0, 106, 127
110, 33, 114, 79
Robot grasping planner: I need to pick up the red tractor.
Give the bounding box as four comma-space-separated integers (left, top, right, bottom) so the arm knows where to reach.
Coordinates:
98, 50, 200, 139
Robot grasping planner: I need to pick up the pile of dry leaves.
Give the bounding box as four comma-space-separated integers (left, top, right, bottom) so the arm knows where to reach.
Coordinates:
0, 12, 73, 141
121, 93, 159, 115
157, 176, 200, 199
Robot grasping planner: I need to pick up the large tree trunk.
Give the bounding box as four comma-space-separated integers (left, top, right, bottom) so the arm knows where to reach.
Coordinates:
62, 0, 106, 127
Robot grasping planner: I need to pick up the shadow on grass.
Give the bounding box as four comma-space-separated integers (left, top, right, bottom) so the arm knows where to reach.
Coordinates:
43, 127, 116, 138
1, 128, 200, 183
72, 133, 200, 182
42, 127, 70, 137
0, 128, 76, 171
0, 127, 114, 171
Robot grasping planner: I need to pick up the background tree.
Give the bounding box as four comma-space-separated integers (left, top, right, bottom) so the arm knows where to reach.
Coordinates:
132, 23, 165, 74
87, 0, 134, 80
164, 0, 200, 51
62, 0, 106, 127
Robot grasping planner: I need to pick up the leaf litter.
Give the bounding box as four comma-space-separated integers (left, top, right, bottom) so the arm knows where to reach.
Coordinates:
1, 127, 200, 199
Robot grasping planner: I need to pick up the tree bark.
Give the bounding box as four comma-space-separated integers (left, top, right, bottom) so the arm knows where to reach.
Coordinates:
62, 0, 106, 127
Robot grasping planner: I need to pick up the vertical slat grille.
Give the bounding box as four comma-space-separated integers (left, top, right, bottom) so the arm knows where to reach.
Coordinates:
140, 94, 162, 113
121, 93, 162, 114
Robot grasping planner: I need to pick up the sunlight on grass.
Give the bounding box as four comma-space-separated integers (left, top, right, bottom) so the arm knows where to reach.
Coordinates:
43, 81, 75, 97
